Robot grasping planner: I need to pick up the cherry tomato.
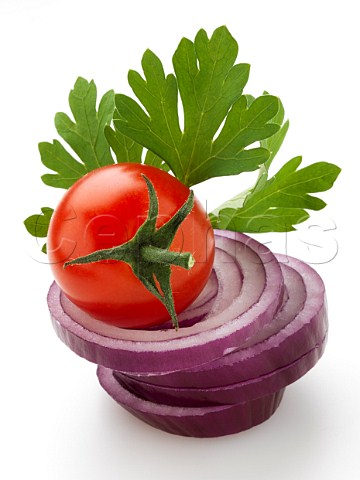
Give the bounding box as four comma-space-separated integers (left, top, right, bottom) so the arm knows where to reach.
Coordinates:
47, 163, 215, 328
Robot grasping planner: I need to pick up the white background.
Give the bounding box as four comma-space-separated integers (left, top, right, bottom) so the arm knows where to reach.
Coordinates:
1, 0, 359, 479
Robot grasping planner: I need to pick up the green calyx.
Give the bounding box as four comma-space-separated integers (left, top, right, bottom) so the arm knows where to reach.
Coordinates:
64, 175, 195, 329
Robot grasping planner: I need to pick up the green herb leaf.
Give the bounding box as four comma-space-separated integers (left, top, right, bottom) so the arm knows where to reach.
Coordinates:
24, 207, 54, 252
144, 150, 170, 172
113, 26, 280, 187
252, 93, 290, 194
260, 93, 289, 165
104, 124, 143, 163
213, 157, 341, 233
210, 95, 290, 220
104, 123, 170, 172
24, 207, 54, 237
41, 77, 115, 189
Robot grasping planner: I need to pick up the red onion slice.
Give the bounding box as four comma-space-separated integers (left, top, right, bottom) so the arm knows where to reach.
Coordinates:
126, 254, 327, 387
149, 270, 219, 330
97, 338, 325, 437
181, 269, 219, 311
49, 230, 284, 373
203, 247, 243, 316
160, 245, 245, 328
97, 366, 285, 438
239, 263, 305, 348
113, 333, 327, 407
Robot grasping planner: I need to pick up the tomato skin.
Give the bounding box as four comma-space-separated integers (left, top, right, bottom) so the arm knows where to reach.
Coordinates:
47, 163, 215, 328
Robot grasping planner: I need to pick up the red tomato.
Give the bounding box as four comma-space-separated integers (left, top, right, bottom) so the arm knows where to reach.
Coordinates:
47, 163, 215, 328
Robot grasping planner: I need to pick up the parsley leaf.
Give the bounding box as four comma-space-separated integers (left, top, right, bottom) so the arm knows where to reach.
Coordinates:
40, 77, 115, 189
253, 92, 290, 193
25, 78, 116, 245
212, 157, 341, 233
210, 95, 290, 218
112, 26, 280, 187
104, 111, 170, 172
24, 207, 54, 252
24, 207, 54, 237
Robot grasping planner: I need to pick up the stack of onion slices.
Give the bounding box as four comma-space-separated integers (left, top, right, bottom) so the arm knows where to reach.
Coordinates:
48, 229, 328, 437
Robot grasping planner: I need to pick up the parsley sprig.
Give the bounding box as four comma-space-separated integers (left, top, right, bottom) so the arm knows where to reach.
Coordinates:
24, 25, 340, 246
109, 28, 280, 187
210, 157, 340, 233
41, 77, 115, 188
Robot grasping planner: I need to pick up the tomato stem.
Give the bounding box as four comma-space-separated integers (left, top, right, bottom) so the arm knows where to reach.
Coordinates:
63, 175, 195, 330
140, 246, 195, 269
